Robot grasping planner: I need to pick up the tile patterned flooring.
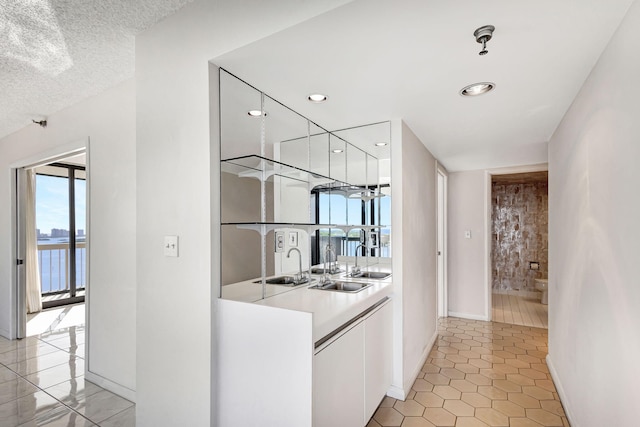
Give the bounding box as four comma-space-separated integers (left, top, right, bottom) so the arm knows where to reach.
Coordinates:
492, 292, 548, 329
0, 325, 135, 426
369, 317, 569, 427
9, 305, 556, 426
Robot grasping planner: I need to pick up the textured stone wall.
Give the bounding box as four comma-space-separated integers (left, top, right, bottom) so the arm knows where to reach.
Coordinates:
492, 181, 548, 291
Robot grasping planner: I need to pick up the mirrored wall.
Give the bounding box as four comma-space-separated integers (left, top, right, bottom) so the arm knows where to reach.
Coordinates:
219, 69, 391, 301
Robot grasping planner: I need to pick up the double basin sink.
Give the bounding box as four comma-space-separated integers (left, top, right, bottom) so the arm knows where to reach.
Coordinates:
310, 270, 391, 293
255, 270, 390, 293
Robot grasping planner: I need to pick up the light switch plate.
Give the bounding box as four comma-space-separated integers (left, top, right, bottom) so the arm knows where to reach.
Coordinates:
288, 231, 298, 247
464, 230, 472, 239
164, 235, 179, 257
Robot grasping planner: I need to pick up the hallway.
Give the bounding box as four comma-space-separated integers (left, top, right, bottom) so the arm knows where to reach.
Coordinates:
2, 314, 567, 426
370, 317, 568, 427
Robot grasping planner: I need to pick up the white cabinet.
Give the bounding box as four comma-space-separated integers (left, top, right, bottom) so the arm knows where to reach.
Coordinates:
313, 299, 392, 427
364, 300, 393, 420
313, 322, 365, 427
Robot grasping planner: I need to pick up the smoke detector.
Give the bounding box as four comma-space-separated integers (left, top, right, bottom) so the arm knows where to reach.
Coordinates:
474, 25, 495, 56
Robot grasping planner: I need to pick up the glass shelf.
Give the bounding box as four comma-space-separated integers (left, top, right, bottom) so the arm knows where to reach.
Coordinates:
222, 155, 349, 189
312, 184, 382, 200
222, 222, 337, 235
222, 222, 387, 235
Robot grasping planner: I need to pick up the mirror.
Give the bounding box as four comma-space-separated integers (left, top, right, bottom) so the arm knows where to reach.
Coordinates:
218, 69, 391, 301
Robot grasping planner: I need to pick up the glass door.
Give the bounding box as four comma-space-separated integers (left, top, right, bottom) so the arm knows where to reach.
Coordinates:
35, 162, 86, 308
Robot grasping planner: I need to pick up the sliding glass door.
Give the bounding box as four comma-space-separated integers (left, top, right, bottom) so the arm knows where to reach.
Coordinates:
35, 162, 86, 308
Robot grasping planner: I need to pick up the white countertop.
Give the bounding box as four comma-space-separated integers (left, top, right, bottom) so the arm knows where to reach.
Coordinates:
221, 261, 393, 343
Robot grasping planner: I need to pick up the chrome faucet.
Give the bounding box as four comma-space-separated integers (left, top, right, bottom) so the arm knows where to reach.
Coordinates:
351, 243, 367, 277
322, 244, 337, 285
287, 247, 306, 285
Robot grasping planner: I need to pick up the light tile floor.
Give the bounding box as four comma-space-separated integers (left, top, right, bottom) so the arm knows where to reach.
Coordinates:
492, 292, 548, 329
0, 324, 135, 426
369, 317, 569, 427
27, 303, 86, 337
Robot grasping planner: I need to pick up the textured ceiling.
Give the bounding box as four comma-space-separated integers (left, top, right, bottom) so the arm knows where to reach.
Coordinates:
0, 0, 193, 138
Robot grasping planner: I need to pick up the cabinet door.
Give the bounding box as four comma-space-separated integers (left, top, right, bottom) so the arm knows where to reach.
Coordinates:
313, 322, 365, 427
364, 301, 393, 421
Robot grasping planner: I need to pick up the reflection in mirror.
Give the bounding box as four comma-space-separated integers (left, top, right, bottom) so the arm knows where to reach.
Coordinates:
221, 226, 275, 285
265, 95, 309, 171
329, 134, 346, 183
346, 144, 367, 191
218, 68, 392, 301
220, 70, 263, 160
310, 121, 392, 265
309, 125, 329, 178
221, 166, 274, 224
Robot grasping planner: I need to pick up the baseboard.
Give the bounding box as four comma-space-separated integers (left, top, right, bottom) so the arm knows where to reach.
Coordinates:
448, 311, 489, 321
86, 370, 136, 403
545, 354, 575, 426
387, 329, 439, 401
386, 385, 405, 400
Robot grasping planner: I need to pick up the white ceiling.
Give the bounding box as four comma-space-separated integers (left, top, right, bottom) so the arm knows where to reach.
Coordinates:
212, 0, 634, 171
0, 0, 193, 139
1, 0, 633, 172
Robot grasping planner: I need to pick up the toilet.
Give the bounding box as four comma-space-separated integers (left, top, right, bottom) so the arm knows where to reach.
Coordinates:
535, 279, 549, 304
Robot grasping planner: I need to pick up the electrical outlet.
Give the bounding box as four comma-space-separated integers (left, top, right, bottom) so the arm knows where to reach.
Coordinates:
275, 231, 285, 253
369, 231, 379, 248
464, 230, 472, 239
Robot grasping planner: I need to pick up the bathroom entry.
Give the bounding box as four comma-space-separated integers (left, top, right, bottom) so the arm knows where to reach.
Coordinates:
490, 171, 548, 328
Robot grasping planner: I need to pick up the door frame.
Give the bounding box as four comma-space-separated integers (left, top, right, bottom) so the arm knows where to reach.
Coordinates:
436, 162, 448, 318
10, 140, 88, 339
484, 163, 548, 322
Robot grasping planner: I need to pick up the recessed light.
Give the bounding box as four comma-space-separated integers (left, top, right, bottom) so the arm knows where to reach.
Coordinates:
460, 82, 495, 96
332, 149, 344, 154
247, 110, 267, 116
374, 142, 388, 147
308, 93, 328, 103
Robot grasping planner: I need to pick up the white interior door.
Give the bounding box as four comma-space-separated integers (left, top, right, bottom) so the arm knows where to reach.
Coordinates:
14, 168, 27, 339
437, 168, 448, 318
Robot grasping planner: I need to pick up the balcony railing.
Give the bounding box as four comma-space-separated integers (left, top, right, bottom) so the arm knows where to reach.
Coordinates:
37, 242, 86, 294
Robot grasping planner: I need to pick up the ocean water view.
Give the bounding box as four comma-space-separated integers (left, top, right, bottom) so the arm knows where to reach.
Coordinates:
37, 236, 86, 294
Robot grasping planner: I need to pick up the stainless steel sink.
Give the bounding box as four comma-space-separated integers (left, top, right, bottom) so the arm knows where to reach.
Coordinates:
309, 281, 372, 293
345, 271, 391, 280
253, 276, 310, 286
310, 267, 343, 275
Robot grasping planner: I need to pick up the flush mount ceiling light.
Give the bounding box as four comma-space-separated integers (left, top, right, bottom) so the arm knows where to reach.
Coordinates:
460, 82, 495, 97
374, 142, 388, 147
308, 93, 328, 103
332, 149, 344, 153
247, 110, 267, 117
473, 25, 495, 56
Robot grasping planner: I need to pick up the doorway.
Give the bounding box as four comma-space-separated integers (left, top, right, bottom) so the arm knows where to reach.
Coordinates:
35, 160, 87, 309
487, 168, 548, 328
13, 148, 88, 339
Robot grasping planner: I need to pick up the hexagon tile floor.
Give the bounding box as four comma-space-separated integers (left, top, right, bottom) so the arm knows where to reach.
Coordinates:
369, 317, 569, 427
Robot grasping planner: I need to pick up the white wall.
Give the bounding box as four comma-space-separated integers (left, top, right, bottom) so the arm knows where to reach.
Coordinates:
390, 120, 438, 398
134, 1, 354, 425
0, 80, 137, 395
547, 2, 640, 425
447, 170, 488, 319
